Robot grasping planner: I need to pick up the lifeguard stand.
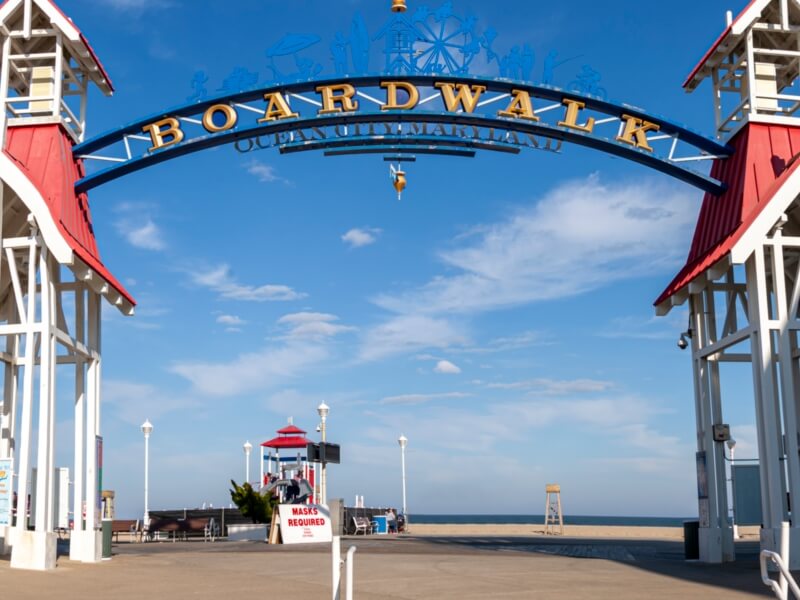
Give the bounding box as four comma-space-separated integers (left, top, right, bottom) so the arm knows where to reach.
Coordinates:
0, 0, 134, 570
544, 484, 563, 536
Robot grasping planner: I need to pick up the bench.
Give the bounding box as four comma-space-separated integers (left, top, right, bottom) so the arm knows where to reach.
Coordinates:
111, 519, 140, 542
353, 516, 373, 535
145, 517, 218, 542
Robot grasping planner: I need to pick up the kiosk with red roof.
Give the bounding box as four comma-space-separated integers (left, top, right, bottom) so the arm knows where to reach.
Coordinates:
260, 420, 317, 504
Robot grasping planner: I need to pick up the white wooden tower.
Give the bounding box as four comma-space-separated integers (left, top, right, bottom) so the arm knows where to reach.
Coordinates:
0, 0, 133, 570
658, 0, 800, 566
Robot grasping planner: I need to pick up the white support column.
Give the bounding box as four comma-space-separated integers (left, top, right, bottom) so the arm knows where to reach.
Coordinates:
770, 237, 800, 566
0, 270, 18, 557
702, 288, 735, 561
34, 250, 55, 535
747, 250, 787, 556
690, 293, 732, 563
70, 284, 85, 561
0, 36, 11, 150
81, 291, 101, 563
11, 231, 57, 570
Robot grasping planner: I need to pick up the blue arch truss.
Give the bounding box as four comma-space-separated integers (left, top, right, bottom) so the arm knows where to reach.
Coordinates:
73, 75, 732, 195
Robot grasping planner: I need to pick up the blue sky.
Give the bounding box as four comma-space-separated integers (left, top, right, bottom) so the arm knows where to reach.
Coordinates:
44, 0, 761, 518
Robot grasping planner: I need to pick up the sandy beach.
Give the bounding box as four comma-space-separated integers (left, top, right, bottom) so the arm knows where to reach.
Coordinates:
408, 523, 761, 540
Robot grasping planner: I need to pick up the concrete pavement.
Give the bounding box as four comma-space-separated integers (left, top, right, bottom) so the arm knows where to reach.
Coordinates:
0, 535, 776, 599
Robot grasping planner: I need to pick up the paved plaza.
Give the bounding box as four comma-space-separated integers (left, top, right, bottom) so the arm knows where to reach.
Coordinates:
0, 536, 777, 599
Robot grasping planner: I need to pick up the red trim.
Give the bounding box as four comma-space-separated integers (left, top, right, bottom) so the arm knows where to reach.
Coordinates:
261, 436, 312, 449
78, 32, 115, 93
683, 0, 759, 89
0, 0, 115, 92
44, 0, 116, 92
277, 425, 307, 435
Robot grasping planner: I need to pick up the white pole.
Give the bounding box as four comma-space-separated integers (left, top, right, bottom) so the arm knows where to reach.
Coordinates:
243, 441, 252, 485
332, 535, 341, 600
318, 403, 329, 506
781, 521, 790, 599
142, 420, 152, 525
399, 435, 408, 532
345, 546, 357, 600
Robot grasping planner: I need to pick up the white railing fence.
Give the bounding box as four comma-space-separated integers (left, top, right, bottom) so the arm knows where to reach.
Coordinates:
761, 522, 800, 600
332, 536, 357, 600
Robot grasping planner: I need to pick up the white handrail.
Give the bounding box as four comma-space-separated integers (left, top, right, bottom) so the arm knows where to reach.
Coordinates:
345, 546, 357, 600
761, 551, 800, 599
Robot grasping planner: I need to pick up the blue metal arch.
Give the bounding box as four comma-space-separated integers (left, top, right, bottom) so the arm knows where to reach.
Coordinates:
73, 75, 732, 195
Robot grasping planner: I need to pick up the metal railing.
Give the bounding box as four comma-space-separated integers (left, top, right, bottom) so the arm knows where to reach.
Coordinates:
761, 522, 800, 600
332, 536, 357, 600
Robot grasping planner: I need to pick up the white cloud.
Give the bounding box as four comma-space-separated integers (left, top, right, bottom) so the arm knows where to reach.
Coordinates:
104, 380, 196, 425
373, 175, 695, 316
278, 312, 355, 340
246, 160, 289, 184
486, 378, 615, 394
597, 311, 688, 341
380, 392, 472, 406
217, 315, 245, 326
460, 330, 549, 354
433, 360, 462, 374
359, 315, 469, 361
190, 265, 306, 302
170, 342, 328, 397
99, 0, 172, 8
342, 228, 382, 248
114, 203, 166, 251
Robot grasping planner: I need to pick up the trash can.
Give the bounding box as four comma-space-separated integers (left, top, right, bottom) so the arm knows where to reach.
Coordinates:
101, 519, 113, 559
683, 520, 699, 560
372, 515, 388, 535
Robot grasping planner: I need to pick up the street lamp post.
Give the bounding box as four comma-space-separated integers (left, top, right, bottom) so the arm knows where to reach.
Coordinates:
243, 441, 253, 484
141, 419, 153, 526
398, 435, 408, 532
317, 402, 329, 505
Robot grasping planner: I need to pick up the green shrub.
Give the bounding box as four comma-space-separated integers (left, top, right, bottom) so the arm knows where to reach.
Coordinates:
229, 480, 278, 524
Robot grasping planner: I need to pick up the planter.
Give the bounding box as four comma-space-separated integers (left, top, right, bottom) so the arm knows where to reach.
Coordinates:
227, 523, 268, 542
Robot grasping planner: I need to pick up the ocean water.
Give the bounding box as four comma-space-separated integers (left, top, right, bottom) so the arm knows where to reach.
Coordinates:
411, 515, 690, 527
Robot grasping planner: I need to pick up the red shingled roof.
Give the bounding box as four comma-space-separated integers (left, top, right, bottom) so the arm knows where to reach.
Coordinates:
4, 124, 134, 306
656, 122, 800, 308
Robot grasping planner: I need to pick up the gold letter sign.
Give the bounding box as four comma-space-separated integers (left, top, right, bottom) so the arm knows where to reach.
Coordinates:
381, 81, 420, 111
317, 84, 359, 115
497, 89, 539, 121
259, 92, 299, 123
616, 114, 661, 152
558, 99, 595, 133
143, 118, 184, 152
436, 82, 486, 113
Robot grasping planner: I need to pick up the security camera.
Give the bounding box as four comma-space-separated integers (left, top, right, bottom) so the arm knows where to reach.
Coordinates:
677, 334, 689, 350
316, 425, 321, 433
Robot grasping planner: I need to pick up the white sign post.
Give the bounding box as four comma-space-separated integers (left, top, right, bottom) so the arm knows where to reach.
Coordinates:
278, 504, 332, 545
0, 459, 12, 527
